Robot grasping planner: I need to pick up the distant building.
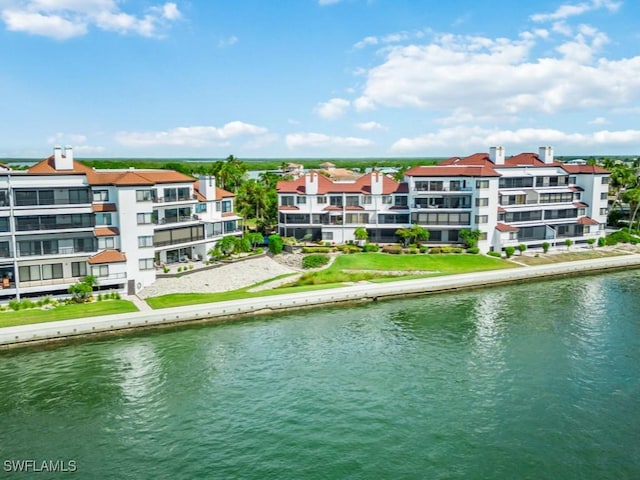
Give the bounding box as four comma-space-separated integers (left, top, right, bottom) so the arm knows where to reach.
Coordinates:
0, 146, 241, 299
276, 146, 610, 251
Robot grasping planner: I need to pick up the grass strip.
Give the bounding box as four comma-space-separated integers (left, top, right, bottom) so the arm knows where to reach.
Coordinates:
0, 300, 139, 328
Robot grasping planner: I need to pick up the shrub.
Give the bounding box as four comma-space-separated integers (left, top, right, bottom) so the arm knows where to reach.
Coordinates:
587, 238, 596, 248
487, 251, 502, 257
302, 246, 332, 253
505, 246, 516, 258
518, 244, 527, 255
302, 254, 330, 269
268, 234, 284, 254
564, 238, 573, 249
177, 266, 183, 273
429, 247, 442, 254
342, 245, 361, 254
542, 241, 550, 253
408, 244, 418, 249
382, 244, 403, 254
163, 266, 170, 273
363, 244, 380, 252
598, 237, 606, 247
407, 247, 419, 254
467, 247, 480, 254
419, 246, 429, 253
8, 299, 20, 311
98, 294, 104, 302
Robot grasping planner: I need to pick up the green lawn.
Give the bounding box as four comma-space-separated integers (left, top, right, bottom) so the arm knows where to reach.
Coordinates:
148, 252, 517, 308
146, 282, 345, 309
0, 300, 139, 328
290, 252, 516, 286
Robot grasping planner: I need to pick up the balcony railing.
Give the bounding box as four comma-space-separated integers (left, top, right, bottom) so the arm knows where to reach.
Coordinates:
155, 215, 199, 225
154, 195, 198, 203
414, 186, 473, 192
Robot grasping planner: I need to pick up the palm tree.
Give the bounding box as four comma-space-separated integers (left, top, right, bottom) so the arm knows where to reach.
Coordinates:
623, 188, 640, 233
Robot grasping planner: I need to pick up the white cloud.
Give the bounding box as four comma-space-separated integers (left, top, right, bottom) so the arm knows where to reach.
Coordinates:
115, 122, 269, 148
0, 0, 181, 39
46, 132, 87, 144
1, 10, 87, 39
530, 0, 620, 23
218, 35, 238, 48
353, 31, 640, 119
355, 121, 387, 131
353, 29, 427, 49
314, 98, 350, 119
286, 132, 373, 150
390, 126, 640, 154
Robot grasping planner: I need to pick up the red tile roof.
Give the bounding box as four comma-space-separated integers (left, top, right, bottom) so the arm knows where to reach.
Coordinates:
562, 164, 609, 174
405, 165, 500, 177
277, 171, 402, 195
28, 157, 195, 186
578, 217, 599, 225
94, 227, 120, 237
92, 203, 117, 212
278, 205, 300, 211
441, 152, 565, 169
573, 201, 588, 207
496, 222, 519, 232
216, 187, 235, 198
88, 249, 126, 264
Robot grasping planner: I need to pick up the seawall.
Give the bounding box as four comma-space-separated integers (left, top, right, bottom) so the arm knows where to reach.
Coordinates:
2, 254, 639, 350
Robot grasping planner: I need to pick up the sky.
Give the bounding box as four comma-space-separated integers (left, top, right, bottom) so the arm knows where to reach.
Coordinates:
1, 0, 639, 159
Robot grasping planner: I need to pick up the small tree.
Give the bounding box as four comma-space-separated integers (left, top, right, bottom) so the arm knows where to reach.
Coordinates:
518, 243, 527, 256
541, 241, 550, 254
268, 234, 284, 255
587, 238, 596, 249
354, 227, 369, 242
505, 246, 516, 258
68, 275, 98, 303
565, 238, 573, 250
245, 232, 264, 249
395, 228, 413, 247
459, 229, 481, 249
211, 235, 237, 258
410, 224, 429, 246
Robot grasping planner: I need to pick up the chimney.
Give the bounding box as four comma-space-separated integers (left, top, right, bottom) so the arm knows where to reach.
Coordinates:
198, 175, 217, 201
538, 146, 554, 164
305, 171, 318, 195
53, 145, 73, 170
371, 170, 383, 195
489, 146, 505, 165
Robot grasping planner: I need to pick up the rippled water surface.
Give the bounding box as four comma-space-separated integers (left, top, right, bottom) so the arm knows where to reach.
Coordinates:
1, 272, 639, 479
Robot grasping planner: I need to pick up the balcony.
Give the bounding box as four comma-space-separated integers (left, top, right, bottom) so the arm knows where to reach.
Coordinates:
155, 215, 200, 226
153, 194, 198, 203
414, 186, 472, 192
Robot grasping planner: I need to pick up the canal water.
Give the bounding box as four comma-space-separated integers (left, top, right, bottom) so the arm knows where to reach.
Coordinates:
1, 271, 639, 479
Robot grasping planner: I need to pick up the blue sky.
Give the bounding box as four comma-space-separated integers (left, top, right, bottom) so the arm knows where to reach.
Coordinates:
1, 0, 639, 158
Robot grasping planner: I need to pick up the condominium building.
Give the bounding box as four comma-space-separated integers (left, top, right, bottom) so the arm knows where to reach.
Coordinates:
276, 146, 610, 251
0, 147, 240, 299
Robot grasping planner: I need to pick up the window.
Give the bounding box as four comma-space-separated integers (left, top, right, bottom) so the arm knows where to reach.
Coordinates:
544, 208, 577, 220
296, 196, 306, 205
600, 208, 608, 215
601, 177, 609, 184
280, 196, 294, 206
600, 192, 608, 200
14, 190, 38, 206
381, 195, 392, 204
136, 189, 154, 202
322, 232, 334, 240
138, 236, 154, 248
499, 177, 534, 188
476, 180, 489, 189
539, 193, 574, 204
505, 210, 542, 222
0, 217, 9, 232
475, 197, 489, 207
72, 261, 87, 277
18, 265, 41, 281
317, 196, 327, 204
95, 213, 112, 226
346, 196, 360, 207
92, 265, 109, 278
93, 190, 109, 202
330, 196, 343, 207
415, 181, 443, 191
137, 213, 152, 224
362, 196, 372, 205
68, 189, 90, 204
475, 215, 488, 224
479, 232, 488, 241
535, 176, 568, 187
394, 196, 408, 207
0, 241, 9, 257
98, 237, 115, 249
42, 263, 63, 280
221, 200, 232, 213
568, 176, 576, 184
139, 258, 155, 270
195, 203, 207, 213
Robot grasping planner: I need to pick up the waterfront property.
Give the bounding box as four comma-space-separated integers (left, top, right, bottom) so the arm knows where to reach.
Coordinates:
276, 146, 610, 252
0, 147, 241, 300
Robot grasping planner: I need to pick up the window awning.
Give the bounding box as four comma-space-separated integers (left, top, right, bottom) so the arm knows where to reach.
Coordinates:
500, 190, 527, 196
534, 188, 573, 194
